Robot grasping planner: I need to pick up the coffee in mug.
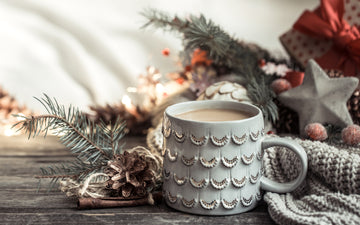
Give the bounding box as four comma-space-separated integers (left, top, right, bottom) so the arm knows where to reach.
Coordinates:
175, 108, 252, 122
162, 100, 307, 215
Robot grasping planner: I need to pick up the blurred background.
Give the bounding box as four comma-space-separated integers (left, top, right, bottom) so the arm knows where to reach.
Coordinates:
0, 0, 317, 112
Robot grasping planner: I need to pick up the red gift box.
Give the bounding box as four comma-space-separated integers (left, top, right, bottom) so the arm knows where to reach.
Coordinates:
280, 0, 360, 77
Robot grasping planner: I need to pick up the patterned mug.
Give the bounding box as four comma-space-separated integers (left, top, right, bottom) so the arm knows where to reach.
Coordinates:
162, 100, 307, 215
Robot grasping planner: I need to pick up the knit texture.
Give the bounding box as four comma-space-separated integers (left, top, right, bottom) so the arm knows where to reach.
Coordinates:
263, 138, 360, 225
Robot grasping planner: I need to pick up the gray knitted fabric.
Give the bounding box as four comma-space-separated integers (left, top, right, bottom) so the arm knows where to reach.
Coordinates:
263, 138, 360, 225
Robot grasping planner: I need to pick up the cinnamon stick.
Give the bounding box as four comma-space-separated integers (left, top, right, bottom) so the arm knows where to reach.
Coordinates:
77, 192, 162, 210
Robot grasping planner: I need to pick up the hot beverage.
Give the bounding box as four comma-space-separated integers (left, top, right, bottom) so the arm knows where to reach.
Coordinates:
175, 108, 251, 122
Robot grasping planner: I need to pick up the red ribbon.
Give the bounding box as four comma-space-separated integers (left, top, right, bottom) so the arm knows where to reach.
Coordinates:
293, 0, 360, 77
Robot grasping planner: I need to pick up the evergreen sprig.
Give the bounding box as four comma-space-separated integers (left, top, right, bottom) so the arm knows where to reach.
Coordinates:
324, 124, 343, 145
13, 94, 126, 187
35, 159, 103, 191
141, 8, 266, 70
142, 9, 278, 122
246, 76, 278, 123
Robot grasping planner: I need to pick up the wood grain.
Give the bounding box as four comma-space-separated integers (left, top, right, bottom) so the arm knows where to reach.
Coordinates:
0, 135, 275, 225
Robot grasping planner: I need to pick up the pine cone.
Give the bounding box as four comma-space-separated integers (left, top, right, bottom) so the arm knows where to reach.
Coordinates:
89, 104, 124, 123
88, 104, 151, 135
105, 151, 155, 198
350, 90, 360, 125
325, 69, 360, 125
273, 99, 299, 134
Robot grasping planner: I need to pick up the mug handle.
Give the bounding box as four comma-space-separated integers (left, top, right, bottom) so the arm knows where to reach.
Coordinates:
260, 137, 308, 193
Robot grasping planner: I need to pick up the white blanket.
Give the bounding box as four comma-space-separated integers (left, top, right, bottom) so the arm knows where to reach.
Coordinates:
0, 0, 317, 112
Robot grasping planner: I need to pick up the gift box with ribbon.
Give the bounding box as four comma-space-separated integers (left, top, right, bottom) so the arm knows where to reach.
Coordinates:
280, 0, 360, 77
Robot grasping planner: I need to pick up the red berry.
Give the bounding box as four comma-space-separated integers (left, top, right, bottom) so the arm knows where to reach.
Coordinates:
342, 125, 360, 145
305, 123, 328, 141
271, 78, 292, 94
259, 59, 266, 67
162, 48, 170, 56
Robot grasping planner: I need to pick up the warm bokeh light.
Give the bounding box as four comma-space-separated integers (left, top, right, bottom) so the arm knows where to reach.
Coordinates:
155, 83, 164, 93
126, 87, 138, 93
4, 125, 15, 137
121, 95, 132, 106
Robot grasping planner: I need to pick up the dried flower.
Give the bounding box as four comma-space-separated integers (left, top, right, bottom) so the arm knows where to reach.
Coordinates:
261, 62, 290, 77
189, 66, 216, 96
191, 48, 213, 67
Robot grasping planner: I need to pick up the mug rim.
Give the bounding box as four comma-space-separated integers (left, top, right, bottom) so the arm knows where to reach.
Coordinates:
165, 100, 262, 125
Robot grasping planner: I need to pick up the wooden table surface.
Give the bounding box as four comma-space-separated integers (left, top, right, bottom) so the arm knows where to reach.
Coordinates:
0, 135, 276, 225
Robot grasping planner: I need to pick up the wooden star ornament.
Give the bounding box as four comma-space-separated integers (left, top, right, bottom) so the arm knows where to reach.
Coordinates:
278, 59, 358, 136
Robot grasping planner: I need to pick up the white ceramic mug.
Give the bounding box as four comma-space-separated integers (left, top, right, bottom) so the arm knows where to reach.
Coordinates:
162, 100, 307, 215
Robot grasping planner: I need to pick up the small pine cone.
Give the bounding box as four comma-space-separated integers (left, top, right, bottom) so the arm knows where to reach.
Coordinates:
325, 69, 360, 125
305, 123, 328, 141
342, 124, 360, 145
273, 99, 299, 134
105, 151, 155, 198
325, 69, 345, 78
89, 104, 125, 124
348, 89, 360, 125
88, 104, 151, 135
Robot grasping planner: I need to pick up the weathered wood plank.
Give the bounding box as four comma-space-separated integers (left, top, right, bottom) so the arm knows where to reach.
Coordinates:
0, 135, 275, 224
0, 193, 273, 224
0, 188, 274, 224
0, 135, 66, 156
0, 157, 68, 173
0, 188, 269, 212
0, 135, 146, 156
0, 212, 275, 225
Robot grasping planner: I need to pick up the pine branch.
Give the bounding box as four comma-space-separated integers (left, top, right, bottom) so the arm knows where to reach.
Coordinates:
142, 8, 265, 70
141, 9, 189, 32
108, 118, 126, 156
13, 94, 127, 187
324, 124, 342, 144
27, 114, 110, 158
35, 160, 104, 191
35, 160, 103, 181
15, 113, 111, 162
244, 66, 278, 123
